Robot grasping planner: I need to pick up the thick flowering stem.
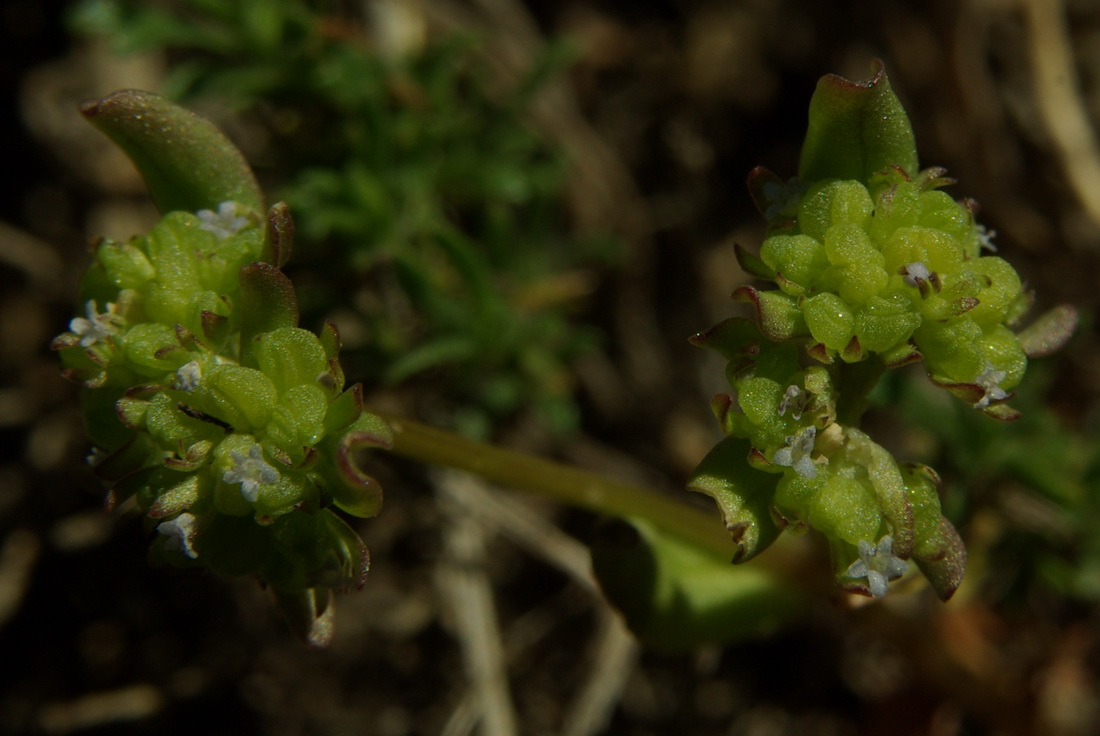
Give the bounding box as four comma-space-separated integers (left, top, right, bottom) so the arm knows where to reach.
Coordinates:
379, 413, 733, 558
380, 412, 805, 651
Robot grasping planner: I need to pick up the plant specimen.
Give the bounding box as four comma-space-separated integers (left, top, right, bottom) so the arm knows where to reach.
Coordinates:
54, 62, 1074, 648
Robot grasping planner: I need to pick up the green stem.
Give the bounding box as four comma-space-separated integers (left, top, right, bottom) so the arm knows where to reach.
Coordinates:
376, 412, 735, 558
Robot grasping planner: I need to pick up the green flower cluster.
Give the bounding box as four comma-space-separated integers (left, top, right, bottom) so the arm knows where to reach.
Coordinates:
53, 200, 392, 631
740, 166, 1028, 419
686, 64, 1067, 600
690, 319, 965, 599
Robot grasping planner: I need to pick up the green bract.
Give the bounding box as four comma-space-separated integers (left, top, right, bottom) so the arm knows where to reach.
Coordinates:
55, 91, 392, 646
694, 63, 1075, 601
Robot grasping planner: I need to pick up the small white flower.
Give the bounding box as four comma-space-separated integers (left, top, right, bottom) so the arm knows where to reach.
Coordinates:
778, 384, 811, 420
222, 444, 280, 502
68, 300, 122, 347
976, 223, 998, 252
157, 512, 199, 559
899, 262, 941, 298
845, 535, 909, 598
176, 361, 202, 392
973, 362, 1009, 409
900, 262, 931, 288
772, 425, 818, 479
197, 201, 250, 239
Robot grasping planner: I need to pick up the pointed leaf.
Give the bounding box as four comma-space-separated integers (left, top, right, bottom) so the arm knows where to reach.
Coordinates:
746, 165, 785, 219
238, 262, 299, 367
732, 286, 807, 342
914, 517, 967, 600
688, 437, 781, 563
262, 201, 294, 268
688, 317, 761, 371
734, 242, 775, 280
81, 89, 263, 214
799, 61, 919, 185
1018, 304, 1078, 358
882, 340, 923, 368
322, 413, 394, 519
324, 384, 365, 435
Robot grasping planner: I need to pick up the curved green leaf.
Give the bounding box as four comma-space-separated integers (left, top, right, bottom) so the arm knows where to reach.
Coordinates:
799, 61, 918, 185
591, 518, 803, 652
688, 436, 782, 563
81, 89, 263, 214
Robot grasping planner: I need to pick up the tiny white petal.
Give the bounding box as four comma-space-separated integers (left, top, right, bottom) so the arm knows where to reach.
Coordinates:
976, 224, 998, 252
197, 201, 250, 239
69, 300, 122, 347
901, 262, 932, 288
973, 362, 1009, 409
793, 455, 817, 479
158, 512, 199, 559
846, 535, 909, 598
176, 361, 202, 391
222, 443, 281, 503
778, 384, 810, 420
867, 571, 888, 598
772, 426, 818, 479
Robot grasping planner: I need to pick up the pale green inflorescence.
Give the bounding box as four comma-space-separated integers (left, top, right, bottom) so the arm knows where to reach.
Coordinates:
690, 157, 1034, 599
756, 168, 1029, 409
688, 64, 1079, 602
54, 202, 392, 602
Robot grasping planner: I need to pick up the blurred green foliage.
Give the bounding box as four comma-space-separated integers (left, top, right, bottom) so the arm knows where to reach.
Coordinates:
71, 0, 613, 437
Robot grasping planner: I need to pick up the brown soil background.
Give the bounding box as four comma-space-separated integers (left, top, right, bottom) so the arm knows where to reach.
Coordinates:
3, 1, 1100, 734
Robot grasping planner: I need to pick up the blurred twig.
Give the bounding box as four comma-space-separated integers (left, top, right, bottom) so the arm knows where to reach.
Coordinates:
433, 467, 641, 736
1022, 0, 1100, 239
436, 473, 519, 736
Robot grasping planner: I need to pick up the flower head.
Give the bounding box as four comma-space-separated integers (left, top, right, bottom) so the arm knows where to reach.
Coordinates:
176, 361, 202, 392
973, 362, 1009, 409
197, 201, 250, 239
772, 425, 818, 479
157, 512, 199, 559
900, 262, 931, 288
899, 262, 941, 298
778, 384, 812, 421
68, 300, 122, 347
223, 444, 281, 502
976, 223, 998, 252
845, 535, 909, 598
